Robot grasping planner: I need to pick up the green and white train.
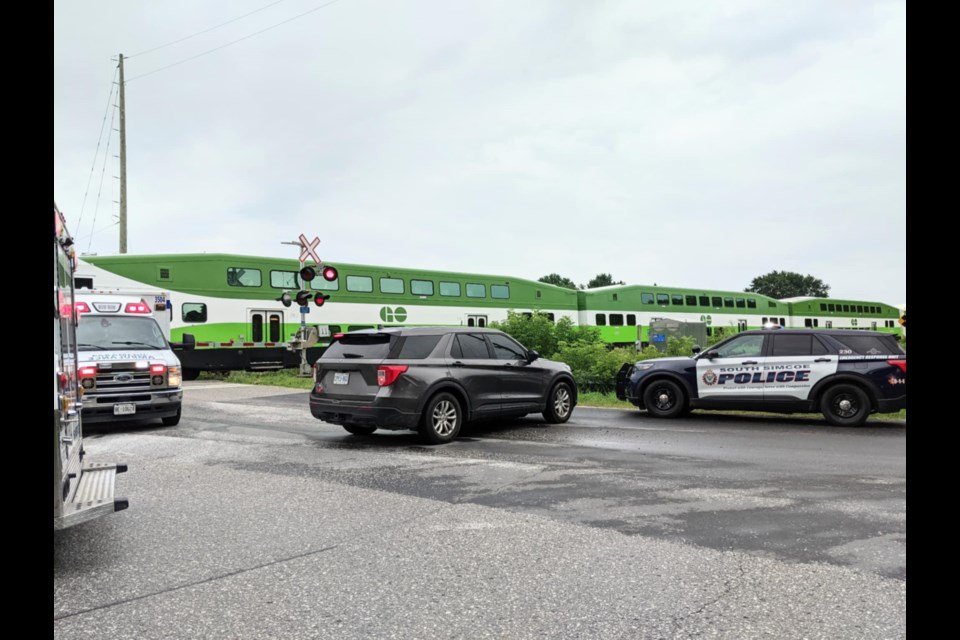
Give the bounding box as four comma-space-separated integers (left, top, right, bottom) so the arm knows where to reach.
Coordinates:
75, 252, 903, 377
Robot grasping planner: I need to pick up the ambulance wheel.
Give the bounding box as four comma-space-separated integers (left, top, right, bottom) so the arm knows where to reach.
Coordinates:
643, 380, 687, 419
820, 384, 870, 427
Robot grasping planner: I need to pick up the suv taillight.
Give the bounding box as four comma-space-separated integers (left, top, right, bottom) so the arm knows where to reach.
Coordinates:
887, 359, 906, 373
377, 365, 408, 386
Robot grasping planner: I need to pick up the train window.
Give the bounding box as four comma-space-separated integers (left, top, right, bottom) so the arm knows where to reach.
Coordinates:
699, 296, 709, 306
857, 305, 864, 313
536, 290, 542, 298
627, 314, 636, 326
440, 281, 461, 297
75, 277, 93, 290
641, 293, 654, 304
546, 313, 555, 321
251, 314, 263, 342
612, 293, 619, 302
270, 270, 300, 289
491, 285, 509, 299
596, 314, 606, 326
780, 317, 786, 325
269, 314, 282, 342
735, 298, 745, 308
158, 267, 172, 281
712, 297, 723, 307
227, 267, 262, 287
825, 320, 832, 328
610, 314, 624, 326
311, 277, 338, 291
768, 301, 777, 308
747, 299, 757, 309
521, 312, 533, 319
842, 304, 850, 312
657, 294, 669, 305
724, 297, 734, 308
827, 304, 835, 312
804, 318, 812, 327
347, 276, 374, 292
813, 319, 819, 327
820, 303, 827, 311
686, 295, 697, 306
466, 283, 486, 298
380, 277, 404, 294
411, 279, 434, 296
182, 303, 207, 323
671, 294, 683, 305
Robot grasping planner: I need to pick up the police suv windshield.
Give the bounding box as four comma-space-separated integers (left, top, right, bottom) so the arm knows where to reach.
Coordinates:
77, 316, 168, 351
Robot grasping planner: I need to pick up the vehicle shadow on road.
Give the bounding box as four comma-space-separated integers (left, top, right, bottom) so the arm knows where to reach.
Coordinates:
632, 410, 906, 432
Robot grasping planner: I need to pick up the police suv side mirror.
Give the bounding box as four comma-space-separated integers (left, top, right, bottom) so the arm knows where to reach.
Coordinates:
705, 350, 718, 360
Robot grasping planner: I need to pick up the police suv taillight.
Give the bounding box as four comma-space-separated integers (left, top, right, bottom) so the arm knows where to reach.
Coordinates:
377, 365, 408, 386
887, 359, 906, 373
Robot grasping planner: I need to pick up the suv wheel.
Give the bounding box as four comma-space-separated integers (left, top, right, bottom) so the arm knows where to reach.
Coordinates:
543, 382, 573, 424
821, 384, 870, 427
419, 393, 462, 444
342, 424, 377, 436
643, 379, 686, 419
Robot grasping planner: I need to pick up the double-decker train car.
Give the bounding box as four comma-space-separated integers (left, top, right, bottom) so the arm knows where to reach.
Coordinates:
75, 253, 580, 377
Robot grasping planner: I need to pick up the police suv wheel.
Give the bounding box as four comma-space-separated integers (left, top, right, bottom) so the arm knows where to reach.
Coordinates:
820, 384, 870, 427
543, 382, 573, 424
642, 379, 686, 419
418, 393, 462, 444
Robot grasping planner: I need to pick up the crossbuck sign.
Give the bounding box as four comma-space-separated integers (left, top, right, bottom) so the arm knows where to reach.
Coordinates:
298, 234, 321, 265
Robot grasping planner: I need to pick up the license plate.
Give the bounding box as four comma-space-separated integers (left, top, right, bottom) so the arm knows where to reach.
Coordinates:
114, 403, 136, 416
333, 372, 349, 385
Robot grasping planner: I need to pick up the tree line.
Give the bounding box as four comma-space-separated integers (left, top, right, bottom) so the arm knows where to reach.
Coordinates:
539, 270, 830, 298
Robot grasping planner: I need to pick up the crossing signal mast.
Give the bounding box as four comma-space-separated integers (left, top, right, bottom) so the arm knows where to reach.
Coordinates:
279, 234, 339, 375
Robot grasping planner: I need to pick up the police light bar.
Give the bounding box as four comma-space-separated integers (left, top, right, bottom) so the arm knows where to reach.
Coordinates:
762, 322, 782, 330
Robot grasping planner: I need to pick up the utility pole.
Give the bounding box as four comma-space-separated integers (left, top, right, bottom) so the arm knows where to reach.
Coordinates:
118, 53, 128, 254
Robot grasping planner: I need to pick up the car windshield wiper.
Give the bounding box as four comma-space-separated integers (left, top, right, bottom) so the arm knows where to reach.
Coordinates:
111, 341, 165, 349
77, 343, 108, 350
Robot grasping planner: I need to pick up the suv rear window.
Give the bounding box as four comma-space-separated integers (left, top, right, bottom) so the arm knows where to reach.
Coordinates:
395, 335, 443, 359
322, 334, 394, 359
831, 334, 904, 356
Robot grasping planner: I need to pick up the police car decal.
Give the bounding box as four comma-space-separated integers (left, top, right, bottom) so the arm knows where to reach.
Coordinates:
696, 356, 837, 400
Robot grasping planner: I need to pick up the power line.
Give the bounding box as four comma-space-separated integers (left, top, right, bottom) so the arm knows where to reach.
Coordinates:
127, 0, 342, 83
77, 67, 119, 232
87, 90, 120, 253
128, 0, 292, 59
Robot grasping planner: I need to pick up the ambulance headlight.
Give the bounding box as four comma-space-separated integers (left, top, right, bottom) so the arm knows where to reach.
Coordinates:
168, 367, 182, 387
635, 363, 657, 371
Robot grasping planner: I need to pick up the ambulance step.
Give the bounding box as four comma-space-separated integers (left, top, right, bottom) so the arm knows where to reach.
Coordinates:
55, 462, 128, 530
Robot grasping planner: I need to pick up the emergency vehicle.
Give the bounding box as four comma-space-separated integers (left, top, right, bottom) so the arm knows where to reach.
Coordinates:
616, 327, 906, 426
75, 289, 183, 426
55, 202, 128, 529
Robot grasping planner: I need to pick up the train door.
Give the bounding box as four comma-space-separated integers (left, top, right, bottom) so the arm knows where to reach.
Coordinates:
466, 314, 488, 328
248, 309, 284, 343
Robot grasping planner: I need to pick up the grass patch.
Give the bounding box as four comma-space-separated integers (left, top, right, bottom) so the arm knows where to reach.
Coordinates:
201, 370, 905, 421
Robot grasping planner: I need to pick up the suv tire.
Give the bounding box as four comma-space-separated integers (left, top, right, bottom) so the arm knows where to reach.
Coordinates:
643, 379, 687, 419
419, 392, 462, 444
821, 384, 870, 427
542, 381, 573, 424
342, 424, 377, 436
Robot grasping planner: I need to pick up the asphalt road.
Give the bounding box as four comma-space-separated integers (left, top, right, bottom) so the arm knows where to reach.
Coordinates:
54, 381, 906, 639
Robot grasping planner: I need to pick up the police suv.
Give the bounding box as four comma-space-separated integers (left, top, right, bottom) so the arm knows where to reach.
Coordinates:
75, 291, 183, 426
616, 328, 906, 426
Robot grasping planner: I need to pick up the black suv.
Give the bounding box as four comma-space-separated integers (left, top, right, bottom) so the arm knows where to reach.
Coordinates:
309, 327, 578, 443
615, 328, 906, 426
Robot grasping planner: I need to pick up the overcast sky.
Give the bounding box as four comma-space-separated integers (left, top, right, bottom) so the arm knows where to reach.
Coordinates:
54, 0, 906, 305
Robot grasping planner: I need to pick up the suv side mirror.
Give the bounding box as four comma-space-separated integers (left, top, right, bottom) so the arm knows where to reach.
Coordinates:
704, 350, 718, 360
526, 350, 540, 363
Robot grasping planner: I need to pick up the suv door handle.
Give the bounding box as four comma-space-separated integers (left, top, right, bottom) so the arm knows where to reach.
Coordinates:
741, 360, 759, 365
814, 358, 832, 362
452, 361, 464, 367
